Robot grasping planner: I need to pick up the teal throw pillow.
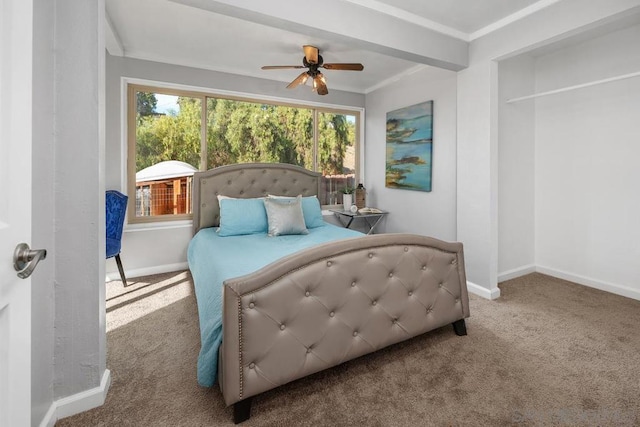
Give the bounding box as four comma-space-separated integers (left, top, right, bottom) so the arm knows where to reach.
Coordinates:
218, 197, 268, 236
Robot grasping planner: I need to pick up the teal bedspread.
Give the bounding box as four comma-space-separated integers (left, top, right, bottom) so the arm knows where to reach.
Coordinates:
187, 223, 363, 387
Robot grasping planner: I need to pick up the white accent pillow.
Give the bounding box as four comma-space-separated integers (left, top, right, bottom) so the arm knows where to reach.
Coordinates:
268, 195, 325, 228
263, 195, 308, 236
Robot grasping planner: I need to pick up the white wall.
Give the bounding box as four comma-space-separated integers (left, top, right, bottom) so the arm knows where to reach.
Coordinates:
364, 66, 458, 241
31, 1, 106, 425
534, 23, 640, 299
32, 0, 56, 422
497, 55, 536, 279
53, 0, 106, 400
456, 61, 500, 299
105, 55, 365, 278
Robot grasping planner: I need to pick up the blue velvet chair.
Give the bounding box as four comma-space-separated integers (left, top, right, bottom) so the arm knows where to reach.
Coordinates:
106, 190, 128, 286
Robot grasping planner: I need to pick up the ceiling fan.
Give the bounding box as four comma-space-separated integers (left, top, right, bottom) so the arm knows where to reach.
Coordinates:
261, 45, 364, 95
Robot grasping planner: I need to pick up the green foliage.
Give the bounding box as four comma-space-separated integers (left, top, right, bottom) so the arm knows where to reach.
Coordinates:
136, 96, 201, 171
341, 185, 354, 194
318, 113, 350, 175
136, 93, 355, 175
136, 92, 157, 117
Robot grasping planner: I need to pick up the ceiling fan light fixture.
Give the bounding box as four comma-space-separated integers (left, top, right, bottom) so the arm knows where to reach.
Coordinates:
312, 73, 325, 87
262, 45, 362, 95
313, 73, 329, 95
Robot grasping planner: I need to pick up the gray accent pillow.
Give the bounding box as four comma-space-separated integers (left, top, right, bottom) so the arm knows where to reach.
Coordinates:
264, 195, 309, 236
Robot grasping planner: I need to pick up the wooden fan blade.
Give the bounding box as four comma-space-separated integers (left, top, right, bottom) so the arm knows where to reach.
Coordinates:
261, 65, 305, 70
287, 72, 310, 89
322, 63, 364, 71
303, 45, 319, 64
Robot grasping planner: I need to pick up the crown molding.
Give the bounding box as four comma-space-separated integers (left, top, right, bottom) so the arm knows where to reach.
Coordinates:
105, 11, 124, 56
364, 64, 427, 94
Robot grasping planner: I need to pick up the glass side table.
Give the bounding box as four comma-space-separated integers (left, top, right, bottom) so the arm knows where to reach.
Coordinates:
330, 208, 388, 235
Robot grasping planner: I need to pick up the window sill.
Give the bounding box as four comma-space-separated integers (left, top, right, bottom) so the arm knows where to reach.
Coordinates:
124, 219, 193, 233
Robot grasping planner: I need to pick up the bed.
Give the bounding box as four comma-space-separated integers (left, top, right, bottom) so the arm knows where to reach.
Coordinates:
187, 163, 470, 423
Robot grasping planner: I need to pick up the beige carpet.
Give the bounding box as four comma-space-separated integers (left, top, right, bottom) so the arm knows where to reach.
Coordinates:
56, 272, 640, 426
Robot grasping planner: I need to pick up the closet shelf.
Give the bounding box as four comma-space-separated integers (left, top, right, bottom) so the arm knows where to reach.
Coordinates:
506, 71, 640, 103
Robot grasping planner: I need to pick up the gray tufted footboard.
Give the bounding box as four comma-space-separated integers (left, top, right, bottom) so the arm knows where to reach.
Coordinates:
218, 233, 470, 423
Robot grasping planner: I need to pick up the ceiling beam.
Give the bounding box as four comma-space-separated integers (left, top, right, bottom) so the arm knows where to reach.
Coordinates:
341, 0, 469, 41
170, 0, 468, 71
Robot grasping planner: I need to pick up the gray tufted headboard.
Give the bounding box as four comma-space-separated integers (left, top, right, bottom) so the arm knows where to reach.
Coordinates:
192, 163, 322, 235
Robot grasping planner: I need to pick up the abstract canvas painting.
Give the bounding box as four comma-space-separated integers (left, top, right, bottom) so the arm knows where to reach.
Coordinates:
385, 100, 433, 192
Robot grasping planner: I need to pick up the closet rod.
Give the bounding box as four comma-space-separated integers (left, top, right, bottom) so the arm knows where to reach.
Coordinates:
506, 70, 640, 103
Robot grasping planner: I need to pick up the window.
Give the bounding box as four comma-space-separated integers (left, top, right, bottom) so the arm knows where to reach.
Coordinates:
318, 111, 357, 205
128, 84, 360, 222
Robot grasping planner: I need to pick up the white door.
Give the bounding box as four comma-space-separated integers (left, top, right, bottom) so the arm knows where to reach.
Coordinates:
0, 0, 34, 426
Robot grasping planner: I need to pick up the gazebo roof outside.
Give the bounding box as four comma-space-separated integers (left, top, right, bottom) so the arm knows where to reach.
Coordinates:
136, 160, 198, 183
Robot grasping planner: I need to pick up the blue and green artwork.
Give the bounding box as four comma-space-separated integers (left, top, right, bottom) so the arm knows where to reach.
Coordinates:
386, 100, 433, 192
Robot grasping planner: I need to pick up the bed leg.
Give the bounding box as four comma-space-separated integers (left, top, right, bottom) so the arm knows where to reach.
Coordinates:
233, 397, 253, 424
452, 319, 467, 336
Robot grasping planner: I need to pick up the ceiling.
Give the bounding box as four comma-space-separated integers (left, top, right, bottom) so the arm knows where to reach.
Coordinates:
370, 0, 540, 33
105, 0, 554, 94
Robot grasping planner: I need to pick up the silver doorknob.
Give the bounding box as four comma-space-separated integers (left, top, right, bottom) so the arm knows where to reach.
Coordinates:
13, 243, 47, 279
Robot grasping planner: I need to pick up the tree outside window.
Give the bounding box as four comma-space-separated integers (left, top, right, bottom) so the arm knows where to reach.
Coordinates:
129, 85, 359, 222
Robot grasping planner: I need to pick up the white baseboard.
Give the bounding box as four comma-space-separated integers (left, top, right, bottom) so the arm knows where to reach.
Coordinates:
106, 261, 188, 281
498, 264, 536, 283
536, 265, 640, 301
492, 264, 640, 301
466, 281, 501, 300
39, 369, 111, 427
40, 403, 57, 427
